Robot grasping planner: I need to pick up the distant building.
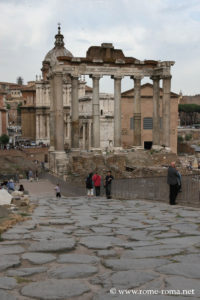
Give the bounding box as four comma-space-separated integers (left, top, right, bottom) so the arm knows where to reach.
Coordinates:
121, 83, 179, 153
0, 91, 8, 136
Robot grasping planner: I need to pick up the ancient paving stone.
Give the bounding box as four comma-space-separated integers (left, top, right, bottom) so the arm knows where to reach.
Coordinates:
57, 254, 100, 264
5, 227, 29, 234
103, 258, 170, 271
0, 245, 25, 255
91, 227, 113, 234
80, 236, 124, 249
31, 231, 67, 240
160, 236, 200, 247
172, 253, 200, 263
28, 238, 76, 252
0, 290, 17, 300
93, 294, 195, 300
21, 279, 90, 299
7, 267, 47, 277
1, 233, 24, 240
165, 276, 200, 297
22, 253, 56, 264
49, 219, 75, 225
0, 277, 17, 290
0, 255, 21, 271
110, 270, 159, 289
48, 264, 98, 279
97, 250, 117, 258
121, 247, 183, 258
157, 263, 200, 279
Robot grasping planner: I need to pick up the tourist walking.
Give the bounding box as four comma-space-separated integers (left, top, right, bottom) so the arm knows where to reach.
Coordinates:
104, 170, 114, 199
86, 172, 93, 197
167, 162, 179, 205
28, 170, 33, 182
92, 171, 101, 196
55, 184, 61, 198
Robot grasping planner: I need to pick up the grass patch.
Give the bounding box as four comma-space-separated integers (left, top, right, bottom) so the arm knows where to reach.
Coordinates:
15, 276, 32, 284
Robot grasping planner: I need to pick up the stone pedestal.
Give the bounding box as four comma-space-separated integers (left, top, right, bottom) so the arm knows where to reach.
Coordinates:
49, 151, 69, 177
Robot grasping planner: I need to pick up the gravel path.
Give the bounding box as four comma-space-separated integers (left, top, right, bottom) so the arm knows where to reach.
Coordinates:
0, 179, 200, 299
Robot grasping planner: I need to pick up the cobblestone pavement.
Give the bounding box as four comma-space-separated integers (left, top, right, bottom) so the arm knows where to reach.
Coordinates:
0, 180, 200, 299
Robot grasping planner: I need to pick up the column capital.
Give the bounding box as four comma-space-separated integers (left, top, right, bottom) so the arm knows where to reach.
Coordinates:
89, 74, 102, 80
150, 75, 160, 81
131, 75, 144, 81
52, 71, 63, 77
70, 74, 79, 80
111, 75, 123, 80
161, 75, 172, 80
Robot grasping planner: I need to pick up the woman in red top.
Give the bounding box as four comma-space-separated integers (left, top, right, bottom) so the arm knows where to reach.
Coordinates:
92, 172, 101, 196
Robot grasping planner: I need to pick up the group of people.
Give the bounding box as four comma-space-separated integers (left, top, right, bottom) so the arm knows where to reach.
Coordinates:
86, 170, 114, 199
25, 170, 39, 182
0, 178, 25, 194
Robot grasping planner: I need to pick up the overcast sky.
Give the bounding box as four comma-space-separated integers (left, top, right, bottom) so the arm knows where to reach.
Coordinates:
0, 0, 200, 95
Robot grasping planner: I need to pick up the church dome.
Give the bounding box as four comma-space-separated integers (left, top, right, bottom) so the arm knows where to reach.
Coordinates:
44, 24, 73, 66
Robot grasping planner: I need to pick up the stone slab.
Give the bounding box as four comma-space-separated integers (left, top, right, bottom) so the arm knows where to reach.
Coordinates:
22, 253, 56, 264
110, 270, 159, 289
28, 238, 76, 252
157, 263, 200, 279
0, 290, 17, 300
0, 277, 17, 290
57, 254, 100, 264
7, 267, 47, 277
48, 264, 98, 279
103, 258, 170, 271
21, 279, 90, 299
0, 245, 24, 255
0, 255, 21, 271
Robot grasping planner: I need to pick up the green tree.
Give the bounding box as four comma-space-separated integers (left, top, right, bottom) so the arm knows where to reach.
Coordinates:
0, 134, 9, 145
178, 104, 200, 125
6, 103, 11, 110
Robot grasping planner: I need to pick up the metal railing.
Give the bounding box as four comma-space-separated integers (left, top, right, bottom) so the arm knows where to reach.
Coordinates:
112, 175, 200, 208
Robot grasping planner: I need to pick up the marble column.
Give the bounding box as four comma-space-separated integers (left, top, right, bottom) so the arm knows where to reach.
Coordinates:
36, 114, 40, 140
151, 75, 160, 145
54, 72, 64, 151
133, 76, 142, 146
162, 75, 171, 147
82, 122, 86, 150
71, 75, 79, 148
47, 115, 50, 139
91, 75, 101, 148
49, 76, 55, 151
113, 76, 122, 147
88, 119, 92, 150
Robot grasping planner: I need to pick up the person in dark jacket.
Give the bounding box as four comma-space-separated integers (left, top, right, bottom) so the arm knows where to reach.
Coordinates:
86, 172, 93, 197
167, 162, 179, 205
104, 171, 114, 199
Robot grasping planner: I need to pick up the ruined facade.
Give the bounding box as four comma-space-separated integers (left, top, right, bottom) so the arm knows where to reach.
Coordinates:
121, 83, 179, 153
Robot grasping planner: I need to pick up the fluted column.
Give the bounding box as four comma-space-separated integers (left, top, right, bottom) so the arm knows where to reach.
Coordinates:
112, 75, 122, 147
162, 75, 171, 147
91, 75, 101, 148
49, 76, 55, 151
82, 122, 86, 150
88, 119, 92, 150
151, 75, 160, 145
71, 75, 79, 148
133, 76, 142, 146
54, 72, 64, 151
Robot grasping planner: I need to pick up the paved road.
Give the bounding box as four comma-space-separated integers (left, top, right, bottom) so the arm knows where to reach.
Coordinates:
0, 179, 200, 299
